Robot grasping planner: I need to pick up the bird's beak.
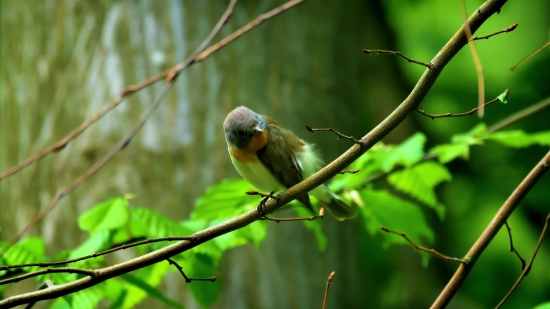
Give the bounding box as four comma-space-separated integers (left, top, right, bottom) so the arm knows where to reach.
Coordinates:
254, 126, 263, 133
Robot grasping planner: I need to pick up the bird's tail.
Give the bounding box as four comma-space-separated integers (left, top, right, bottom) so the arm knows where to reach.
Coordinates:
316, 186, 356, 221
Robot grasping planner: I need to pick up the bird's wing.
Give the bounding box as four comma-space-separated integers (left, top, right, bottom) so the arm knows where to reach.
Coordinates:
257, 115, 313, 211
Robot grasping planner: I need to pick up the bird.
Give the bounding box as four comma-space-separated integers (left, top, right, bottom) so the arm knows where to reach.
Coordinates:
223, 106, 356, 221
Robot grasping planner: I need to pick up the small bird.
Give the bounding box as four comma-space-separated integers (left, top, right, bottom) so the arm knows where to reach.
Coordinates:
223, 106, 356, 221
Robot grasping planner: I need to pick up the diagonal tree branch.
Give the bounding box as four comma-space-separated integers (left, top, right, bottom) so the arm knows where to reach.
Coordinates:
431, 150, 550, 309
0, 0, 509, 307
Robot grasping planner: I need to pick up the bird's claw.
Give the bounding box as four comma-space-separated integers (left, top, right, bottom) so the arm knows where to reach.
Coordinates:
256, 191, 278, 217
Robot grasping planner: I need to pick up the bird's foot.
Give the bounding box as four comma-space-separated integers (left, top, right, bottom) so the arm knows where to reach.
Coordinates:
246, 190, 279, 218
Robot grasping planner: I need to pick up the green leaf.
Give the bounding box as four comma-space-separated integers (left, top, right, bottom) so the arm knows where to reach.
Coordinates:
387, 161, 451, 219
485, 130, 550, 148
121, 273, 184, 309
429, 143, 470, 164
68, 231, 110, 262
497, 89, 509, 104
533, 302, 550, 309
103, 278, 124, 303
451, 123, 487, 145
359, 188, 434, 265
120, 262, 170, 309
78, 197, 129, 234
49, 297, 72, 309
2, 237, 46, 270
131, 207, 192, 238
381, 133, 427, 172
294, 201, 327, 251
71, 283, 105, 309
191, 179, 256, 221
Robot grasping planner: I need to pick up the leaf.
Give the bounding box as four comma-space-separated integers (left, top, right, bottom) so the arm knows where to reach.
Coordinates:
131, 207, 192, 238
294, 201, 327, 251
533, 302, 550, 309
191, 179, 256, 221
485, 130, 550, 148
2, 237, 46, 270
120, 262, 170, 309
359, 188, 434, 265
78, 197, 129, 234
68, 231, 110, 262
497, 89, 509, 104
387, 161, 451, 219
71, 284, 104, 309
103, 278, 124, 303
451, 123, 487, 145
381, 133, 427, 172
49, 297, 72, 309
121, 273, 184, 309
429, 143, 470, 164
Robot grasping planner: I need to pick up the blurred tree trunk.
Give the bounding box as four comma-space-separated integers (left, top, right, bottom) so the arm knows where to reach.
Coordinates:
1, 0, 412, 308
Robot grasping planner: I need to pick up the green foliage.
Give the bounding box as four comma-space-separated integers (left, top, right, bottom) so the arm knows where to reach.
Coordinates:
5, 121, 550, 309
387, 161, 451, 219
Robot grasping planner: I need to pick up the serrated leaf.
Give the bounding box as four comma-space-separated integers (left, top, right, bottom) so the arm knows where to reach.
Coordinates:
78, 197, 129, 234
387, 162, 451, 219
359, 189, 434, 265
121, 273, 184, 309
485, 130, 550, 148
191, 179, 256, 221
429, 143, 470, 164
121, 262, 170, 309
381, 133, 427, 172
2, 237, 46, 270
71, 283, 104, 309
452, 123, 487, 145
132, 207, 193, 238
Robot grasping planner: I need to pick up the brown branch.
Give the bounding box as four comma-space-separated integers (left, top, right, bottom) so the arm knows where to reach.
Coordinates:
24, 280, 55, 309
305, 125, 364, 145
167, 259, 216, 283
322, 271, 335, 309
362, 49, 433, 68
471, 23, 518, 40
0, 0, 509, 306
487, 96, 550, 133
0, 236, 196, 271
460, 0, 485, 117
0, 0, 239, 255
261, 207, 324, 223
431, 151, 550, 308
495, 213, 550, 309
380, 227, 467, 263
503, 221, 526, 270
0, 1, 238, 182
339, 169, 360, 175
0, 268, 96, 286
511, 41, 550, 71
416, 91, 505, 119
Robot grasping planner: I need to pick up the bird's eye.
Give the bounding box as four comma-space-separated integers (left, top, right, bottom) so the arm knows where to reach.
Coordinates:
236, 130, 246, 137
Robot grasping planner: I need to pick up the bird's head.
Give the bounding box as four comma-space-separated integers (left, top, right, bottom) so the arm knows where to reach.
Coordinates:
223, 106, 269, 150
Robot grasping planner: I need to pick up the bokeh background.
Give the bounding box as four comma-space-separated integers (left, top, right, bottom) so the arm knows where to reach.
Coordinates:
1, 0, 549, 308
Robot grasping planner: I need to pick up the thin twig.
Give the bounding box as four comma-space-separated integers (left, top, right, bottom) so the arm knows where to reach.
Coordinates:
0, 236, 196, 271
503, 221, 526, 270
432, 151, 550, 308
362, 49, 433, 68
381, 227, 468, 263
261, 207, 324, 223
24, 280, 55, 309
460, 0, 485, 117
322, 271, 335, 309
0, 268, 96, 286
0, 1, 238, 182
305, 125, 363, 145
511, 41, 550, 71
245, 190, 279, 200
339, 169, 360, 175
471, 23, 518, 40
416, 92, 504, 119
487, 95, 550, 133
495, 213, 550, 309
0, 0, 240, 255
167, 258, 216, 283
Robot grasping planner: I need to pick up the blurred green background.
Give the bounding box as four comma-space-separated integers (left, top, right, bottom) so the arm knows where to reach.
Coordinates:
1, 0, 549, 308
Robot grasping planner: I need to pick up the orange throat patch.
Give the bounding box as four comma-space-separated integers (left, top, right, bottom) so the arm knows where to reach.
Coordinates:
230, 131, 268, 162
